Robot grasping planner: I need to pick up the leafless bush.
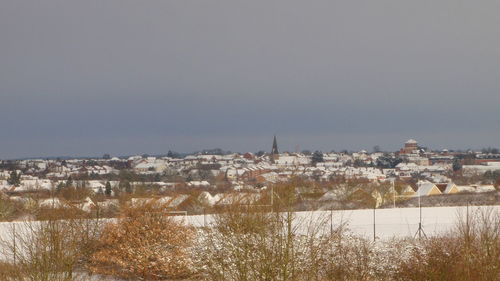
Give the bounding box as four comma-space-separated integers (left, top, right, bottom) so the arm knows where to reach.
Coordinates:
89, 203, 195, 280
196, 206, 398, 281
0, 210, 102, 281
195, 199, 500, 281
395, 207, 500, 281
196, 209, 298, 280
0, 197, 26, 221
0, 261, 23, 280
195, 183, 356, 281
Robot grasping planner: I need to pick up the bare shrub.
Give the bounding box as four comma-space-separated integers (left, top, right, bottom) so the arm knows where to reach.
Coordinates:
0, 210, 101, 281
35, 206, 88, 221
0, 197, 26, 221
195, 206, 390, 281
89, 203, 195, 280
395, 207, 500, 281
318, 235, 375, 281
195, 183, 355, 281
196, 208, 301, 281
0, 261, 23, 281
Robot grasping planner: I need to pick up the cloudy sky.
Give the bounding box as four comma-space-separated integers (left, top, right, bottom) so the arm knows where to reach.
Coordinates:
1, 0, 499, 159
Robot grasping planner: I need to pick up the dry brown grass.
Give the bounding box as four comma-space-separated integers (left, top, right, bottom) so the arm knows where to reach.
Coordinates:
0, 261, 23, 280
0, 197, 27, 221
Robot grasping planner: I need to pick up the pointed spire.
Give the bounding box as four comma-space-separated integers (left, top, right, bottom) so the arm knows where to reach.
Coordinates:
271, 135, 279, 155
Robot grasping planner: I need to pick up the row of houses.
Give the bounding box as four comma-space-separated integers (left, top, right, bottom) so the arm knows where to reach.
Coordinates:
3, 191, 265, 216
402, 181, 496, 197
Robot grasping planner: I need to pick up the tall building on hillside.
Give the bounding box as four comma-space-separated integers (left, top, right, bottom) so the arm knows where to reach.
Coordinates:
400, 139, 419, 154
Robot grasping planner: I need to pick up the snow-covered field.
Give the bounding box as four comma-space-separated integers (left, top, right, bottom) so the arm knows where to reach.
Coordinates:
184, 205, 498, 239
0, 205, 498, 262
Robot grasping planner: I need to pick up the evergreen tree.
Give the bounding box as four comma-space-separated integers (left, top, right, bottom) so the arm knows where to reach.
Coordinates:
105, 181, 112, 196
167, 150, 181, 158
311, 151, 324, 166
452, 159, 462, 172
125, 182, 133, 194
255, 150, 266, 157
376, 154, 402, 168
56, 182, 65, 194
154, 174, 161, 182
120, 180, 133, 194
66, 176, 73, 188
7, 171, 21, 186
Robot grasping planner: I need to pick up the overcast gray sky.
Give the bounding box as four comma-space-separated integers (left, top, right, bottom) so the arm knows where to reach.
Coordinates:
1, 0, 499, 159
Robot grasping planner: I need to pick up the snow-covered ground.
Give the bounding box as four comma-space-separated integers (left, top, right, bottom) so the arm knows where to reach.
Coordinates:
0, 205, 498, 262
185, 205, 500, 239
184, 205, 499, 239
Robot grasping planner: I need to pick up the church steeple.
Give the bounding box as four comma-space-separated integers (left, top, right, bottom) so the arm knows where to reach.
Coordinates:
271, 135, 279, 155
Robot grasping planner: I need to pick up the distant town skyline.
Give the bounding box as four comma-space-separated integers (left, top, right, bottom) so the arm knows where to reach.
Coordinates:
1, 1, 499, 159
2, 135, 499, 160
